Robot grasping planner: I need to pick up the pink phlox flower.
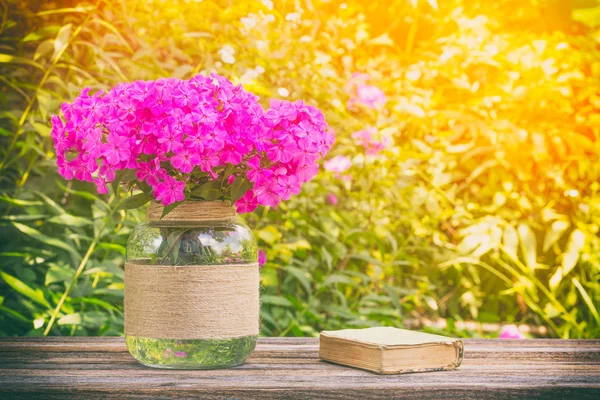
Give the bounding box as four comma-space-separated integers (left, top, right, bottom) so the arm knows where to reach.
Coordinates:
171, 146, 201, 174
204, 128, 227, 151
199, 151, 220, 173
50, 73, 333, 211
99, 164, 116, 182
355, 83, 386, 109
266, 136, 297, 163
246, 157, 267, 183
116, 98, 138, 121
173, 82, 199, 107
294, 138, 318, 167
130, 80, 154, 102
235, 190, 258, 213
347, 73, 386, 110
323, 155, 351, 173
56, 157, 73, 180
156, 127, 183, 154
499, 324, 525, 339
326, 193, 338, 206
277, 175, 301, 200
255, 181, 281, 208
220, 142, 246, 165
82, 127, 104, 159
69, 157, 97, 182
183, 131, 205, 152
154, 176, 185, 206
102, 134, 131, 165
296, 163, 319, 182
258, 249, 267, 266
94, 178, 108, 194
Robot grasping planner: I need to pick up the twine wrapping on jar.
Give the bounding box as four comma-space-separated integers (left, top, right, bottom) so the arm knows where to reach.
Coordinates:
124, 263, 259, 339
147, 200, 235, 222
125, 201, 259, 340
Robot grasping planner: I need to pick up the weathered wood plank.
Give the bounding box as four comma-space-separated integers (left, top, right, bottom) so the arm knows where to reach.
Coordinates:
0, 338, 599, 399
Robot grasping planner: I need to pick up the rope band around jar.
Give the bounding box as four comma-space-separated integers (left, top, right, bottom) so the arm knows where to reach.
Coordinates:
147, 201, 236, 222
124, 263, 260, 339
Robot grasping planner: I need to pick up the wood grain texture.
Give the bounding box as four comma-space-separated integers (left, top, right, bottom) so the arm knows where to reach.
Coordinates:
0, 337, 599, 399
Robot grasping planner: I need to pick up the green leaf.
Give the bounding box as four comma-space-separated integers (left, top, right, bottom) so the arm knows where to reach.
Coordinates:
53, 24, 72, 60
572, 278, 600, 326
192, 180, 222, 200
0, 127, 12, 137
34, 39, 55, 60
58, 312, 107, 328
48, 214, 92, 228
23, 26, 61, 42
543, 220, 570, 253
72, 297, 121, 313
91, 18, 134, 53
165, 230, 183, 264
96, 243, 126, 255
502, 224, 519, 260
517, 223, 537, 270
0, 214, 47, 222
0, 195, 42, 207
45, 264, 72, 286
32, 122, 51, 137
562, 229, 585, 276
0, 306, 30, 323
36, 7, 93, 16
0, 271, 50, 308
161, 201, 183, 219
261, 295, 293, 307
55, 180, 100, 201
11, 222, 80, 259
283, 266, 312, 293
231, 176, 253, 203
111, 169, 137, 194
323, 274, 359, 287
0, 54, 45, 70
36, 191, 65, 215
117, 192, 152, 210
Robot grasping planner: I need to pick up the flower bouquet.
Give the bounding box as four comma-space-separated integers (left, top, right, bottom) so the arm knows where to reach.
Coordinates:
51, 73, 333, 369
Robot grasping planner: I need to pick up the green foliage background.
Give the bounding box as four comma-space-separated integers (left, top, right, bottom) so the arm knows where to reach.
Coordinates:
1, 0, 599, 338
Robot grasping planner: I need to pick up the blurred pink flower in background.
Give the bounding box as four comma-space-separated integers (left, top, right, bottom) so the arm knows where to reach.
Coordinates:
347, 72, 386, 110
258, 249, 267, 266
324, 155, 351, 173
499, 324, 525, 339
352, 127, 391, 155
326, 193, 338, 206
355, 84, 386, 109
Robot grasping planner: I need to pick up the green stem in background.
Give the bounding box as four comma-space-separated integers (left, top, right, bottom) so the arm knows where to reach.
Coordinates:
43, 194, 122, 336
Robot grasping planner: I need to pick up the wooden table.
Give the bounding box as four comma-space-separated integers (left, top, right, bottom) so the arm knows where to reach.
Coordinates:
0, 337, 599, 399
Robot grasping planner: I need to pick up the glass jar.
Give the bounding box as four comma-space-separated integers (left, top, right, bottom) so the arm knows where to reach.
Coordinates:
125, 201, 259, 369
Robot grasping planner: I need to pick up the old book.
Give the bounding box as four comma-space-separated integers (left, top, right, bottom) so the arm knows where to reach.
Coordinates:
319, 327, 464, 374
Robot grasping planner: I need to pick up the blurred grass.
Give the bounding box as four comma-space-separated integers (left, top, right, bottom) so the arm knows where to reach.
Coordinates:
0, 0, 599, 338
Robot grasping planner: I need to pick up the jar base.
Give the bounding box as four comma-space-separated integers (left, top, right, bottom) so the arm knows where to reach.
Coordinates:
126, 335, 257, 369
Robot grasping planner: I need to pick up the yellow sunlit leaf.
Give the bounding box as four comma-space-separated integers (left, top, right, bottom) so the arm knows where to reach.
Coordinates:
562, 229, 585, 276
518, 223, 537, 270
